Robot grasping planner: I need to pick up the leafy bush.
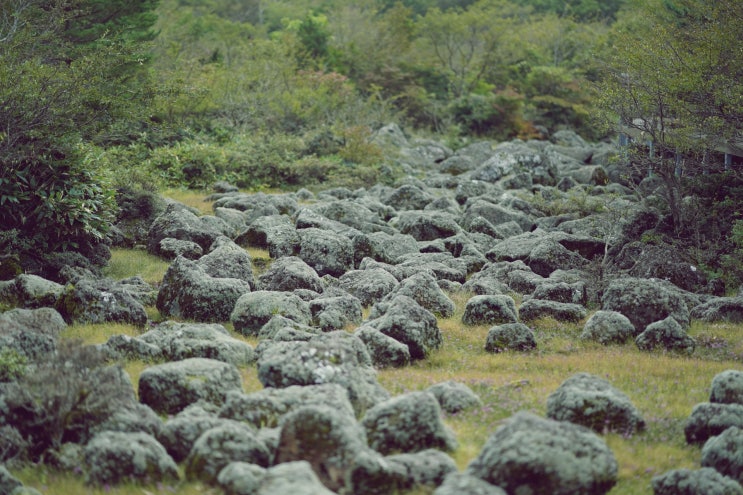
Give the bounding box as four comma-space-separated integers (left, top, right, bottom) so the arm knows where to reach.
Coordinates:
0, 340, 134, 461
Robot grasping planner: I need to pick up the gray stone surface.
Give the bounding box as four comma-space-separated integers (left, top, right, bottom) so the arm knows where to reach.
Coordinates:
230, 290, 311, 336
652, 468, 743, 495
484, 323, 537, 353
298, 227, 354, 277
426, 381, 483, 414
55, 276, 148, 326
387, 272, 456, 317
701, 426, 743, 485
580, 311, 635, 345
258, 256, 323, 293
546, 372, 645, 434
685, 402, 743, 444
467, 411, 617, 495
138, 358, 243, 415
602, 277, 690, 332
337, 268, 400, 307
434, 472, 507, 495
518, 298, 587, 322
0, 274, 64, 309
462, 295, 518, 326
635, 316, 696, 354
362, 391, 457, 455
83, 431, 178, 485
367, 295, 443, 361
710, 370, 743, 405
355, 326, 411, 368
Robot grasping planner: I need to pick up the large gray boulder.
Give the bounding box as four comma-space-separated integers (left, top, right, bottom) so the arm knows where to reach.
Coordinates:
0, 274, 63, 309
147, 202, 224, 256
257, 332, 389, 416
484, 323, 537, 353
518, 299, 587, 322
384, 184, 435, 211
701, 426, 743, 485
138, 358, 243, 415
461, 200, 535, 233
652, 468, 743, 495
635, 316, 696, 354
602, 277, 690, 332
396, 252, 468, 283
230, 290, 311, 337
426, 381, 483, 414
275, 405, 369, 492
158, 406, 226, 462
197, 239, 256, 289
434, 472, 507, 495
337, 268, 399, 307
218, 384, 355, 428
256, 461, 337, 495
309, 293, 363, 331
462, 295, 518, 326
387, 272, 455, 317
0, 466, 23, 495
685, 402, 743, 444
355, 326, 411, 368
710, 370, 743, 405
298, 227, 354, 277
396, 211, 461, 241
546, 373, 645, 435
580, 311, 635, 345
55, 276, 148, 327
185, 422, 270, 484
139, 321, 255, 366
467, 411, 618, 495
361, 391, 457, 455
217, 462, 266, 495
367, 295, 443, 361
0, 308, 64, 360
691, 297, 743, 323
352, 232, 420, 265
235, 215, 300, 258
258, 256, 323, 293
156, 256, 252, 323
83, 431, 179, 485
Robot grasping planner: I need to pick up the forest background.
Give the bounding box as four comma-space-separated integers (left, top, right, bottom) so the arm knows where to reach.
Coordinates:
0, 0, 742, 289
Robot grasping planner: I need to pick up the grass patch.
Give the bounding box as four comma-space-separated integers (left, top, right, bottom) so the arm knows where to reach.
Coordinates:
162, 188, 215, 215
104, 248, 170, 286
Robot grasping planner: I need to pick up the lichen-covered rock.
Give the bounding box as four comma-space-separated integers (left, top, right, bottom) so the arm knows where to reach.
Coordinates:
396, 211, 461, 241
685, 402, 743, 444
156, 256, 252, 323
367, 295, 443, 361
218, 384, 355, 428
93, 402, 164, 439
256, 315, 321, 341
434, 472, 508, 495
198, 239, 256, 289
309, 294, 363, 331
158, 237, 203, 260
531, 280, 586, 305
158, 407, 226, 462
337, 268, 399, 307
701, 426, 743, 485
140, 321, 255, 366
102, 334, 162, 361
361, 391, 457, 455
0, 312, 59, 360
346, 450, 411, 495
257, 333, 389, 416
386, 272, 456, 317
710, 370, 743, 405
467, 411, 618, 495
546, 372, 645, 434
230, 290, 311, 337
185, 422, 270, 484
635, 316, 695, 354
426, 381, 483, 414
138, 358, 243, 415
83, 431, 179, 485
386, 449, 458, 490
352, 232, 420, 265
396, 252, 468, 283
256, 461, 337, 495
258, 256, 323, 293
384, 184, 435, 211
652, 468, 743, 495
518, 298, 587, 322
602, 277, 690, 332
0, 274, 64, 308
275, 405, 369, 492
147, 202, 224, 256
355, 326, 411, 368
0, 465, 23, 495
462, 295, 518, 326
580, 311, 635, 345
56, 276, 148, 326
484, 323, 536, 353
235, 215, 300, 258
217, 462, 266, 495
691, 297, 743, 323
298, 227, 354, 277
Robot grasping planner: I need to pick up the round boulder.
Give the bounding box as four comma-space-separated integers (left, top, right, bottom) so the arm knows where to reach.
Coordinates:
701, 426, 743, 485
484, 323, 537, 353
230, 290, 311, 337
652, 468, 743, 495
462, 295, 518, 326
580, 311, 635, 345
710, 370, 743, 405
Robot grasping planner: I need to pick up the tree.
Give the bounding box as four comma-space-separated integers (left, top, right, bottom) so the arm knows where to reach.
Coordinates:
596, 0, 743, 233
0, 0, 159, 269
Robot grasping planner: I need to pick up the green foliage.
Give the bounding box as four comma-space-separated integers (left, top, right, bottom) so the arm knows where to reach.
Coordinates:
1, 340, 134, 461
0, 348, 27, 383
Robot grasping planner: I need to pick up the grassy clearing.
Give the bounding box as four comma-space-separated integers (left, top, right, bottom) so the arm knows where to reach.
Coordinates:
103, 248, 170, 286
13, 244, 743, 494
162, 188, 215, 215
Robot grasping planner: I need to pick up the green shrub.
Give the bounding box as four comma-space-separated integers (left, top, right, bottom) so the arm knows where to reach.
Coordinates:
0, 348, 27, 382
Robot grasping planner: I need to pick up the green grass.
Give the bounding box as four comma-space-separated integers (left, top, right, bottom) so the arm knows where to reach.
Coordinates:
103, 248, 170, 286
11, 219, 743, 494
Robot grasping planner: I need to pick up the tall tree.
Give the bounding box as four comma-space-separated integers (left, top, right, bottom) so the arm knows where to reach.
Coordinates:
0, 0, 159, 267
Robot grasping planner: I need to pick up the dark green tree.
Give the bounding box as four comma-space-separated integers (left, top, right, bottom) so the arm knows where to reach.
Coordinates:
0, 0, 159, 271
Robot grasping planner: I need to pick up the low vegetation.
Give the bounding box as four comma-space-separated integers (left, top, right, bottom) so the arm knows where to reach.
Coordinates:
10, 247, 743, 495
